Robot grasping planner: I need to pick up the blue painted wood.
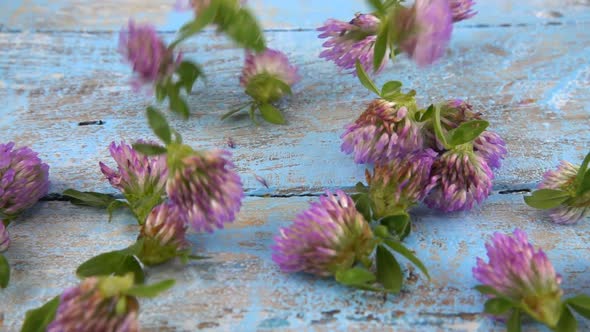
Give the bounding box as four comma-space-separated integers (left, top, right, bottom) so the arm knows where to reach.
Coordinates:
1, 0, 589, 31
0, 25, 588, 195
2, 196, 589, 330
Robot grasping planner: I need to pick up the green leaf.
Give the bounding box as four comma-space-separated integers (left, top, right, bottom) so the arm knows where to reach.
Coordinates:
416, 104, 434, 122
432, 104, 448, 148
576, 152, 590, 194
177, 61, 203, 93
259, 103, 286, 125
62, 189, 117, 208
168, 87, 190, 119
354, 181, 368, 193
524, 189, 570, 210
566, 294, 590, 319
446, 120, 489, 147
127, 279, 175, 298
507, 309, 521, 332
146, 107, 171, 144
0, 254, 9, 288
353, 193, 372, 223
132, 143, 168, 156
335, 267, 376, 286
155, 83, 166, 102
106, 200, 129, 223
76, 245, 145, 284
355, 60, 380, 96
484, 298, 513, 315
20, 296, 60, 332
376, 245, 402, 293
474, 285, 503, 297
556, 305, 577, 332
580, 169, 590, 194
381, 81, 402, 97
367, 0, 385, 14
170, 1, 219, 48
220, 7, 266, 52
373, 24, 388, 73
384, 239, 430, 279
380, 214, 411, 240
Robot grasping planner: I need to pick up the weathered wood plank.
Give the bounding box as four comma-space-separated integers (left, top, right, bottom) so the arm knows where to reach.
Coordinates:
2, 195, 589, 331
1, 26, 588, 195
1, 0, 589, 31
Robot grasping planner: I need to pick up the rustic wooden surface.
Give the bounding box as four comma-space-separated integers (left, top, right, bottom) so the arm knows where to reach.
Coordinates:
1, 0, 590, 331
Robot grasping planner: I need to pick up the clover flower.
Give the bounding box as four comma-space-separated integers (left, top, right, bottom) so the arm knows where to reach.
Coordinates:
119, 20, 180, 90
0, 142, 50, 218
538, 161, 590, 224
473, 131, 507, 170
473, 229, 563, 327
47, 277, 140, 332
450, 0, 477, 22
425, 148, 493, 212
239, 48, 300, 102
271, 190, 374, 277
397, 0, 453, 66
367, 150, 437, 218
167, 149, 243, 233
99, 141, 168, 223
318, 13, 385, 74
139, 203, 188, 265
0, 222, 9, 253
341, 99, 423, 164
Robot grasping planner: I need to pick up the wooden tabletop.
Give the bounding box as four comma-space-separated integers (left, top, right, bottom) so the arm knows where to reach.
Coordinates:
1, 1, 589, 331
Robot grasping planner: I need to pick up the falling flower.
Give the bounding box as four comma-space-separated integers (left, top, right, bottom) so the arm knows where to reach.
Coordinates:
473, 229, 563, 327
367, 150, 437, 218
341, 99, 423, 164
317, 13, 385, 74
271, 190, 374, 276
239, 48, 300, 102
450, 0, 477, 22
0, 222, 9, 252
139, 203, 188, 265
167, 149, 244, 233
538, 161, 590, 224
99, 141, 168, 223
0, 142, 50, 218
425, 148, 493, 212
119, 20, 180, 90
47, 277, 140, 332
397, 0, 453, 66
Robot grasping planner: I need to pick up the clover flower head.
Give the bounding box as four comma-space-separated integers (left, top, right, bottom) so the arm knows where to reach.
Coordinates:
425, 148, 493, 212
167, 149, 244, 233
0, 142, 50, 218
47, 277, 140, 332
398, 0, 453, 66
538, 161, 590, 224
473, 229, 563, 327
318, 13, 386, 74
140, 203, 188, 265
341, 99, 423, 164
271, 190, 374, 277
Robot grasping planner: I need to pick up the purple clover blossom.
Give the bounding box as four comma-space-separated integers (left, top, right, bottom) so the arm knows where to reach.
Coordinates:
240, 48, 300, 102
450, 0, 477, 22
473, 229, 563, 327
368, 150, 437, 218
398, 0, 453, 66
0, 142, 50, 218
425, 149, 493, 212
119, 20, 180, 91
271, 190, 374, 277
167, 149, 244, 233
140, 203, 188, 265
0, 222, 9, 252
538, 161, 590, 224
318, 13, 386, 75
47, 277, 140, 332
99, 141, 168, 223
341, 99, 423, 165
473, 131, 507, 170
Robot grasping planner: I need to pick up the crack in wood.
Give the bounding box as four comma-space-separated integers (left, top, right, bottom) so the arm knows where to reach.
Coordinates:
78, 120, 105, 126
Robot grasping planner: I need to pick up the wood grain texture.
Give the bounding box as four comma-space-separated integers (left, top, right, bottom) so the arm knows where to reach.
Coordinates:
1, 195, 589, 331
1, 0, 589, 31
0, 25, 588, 195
